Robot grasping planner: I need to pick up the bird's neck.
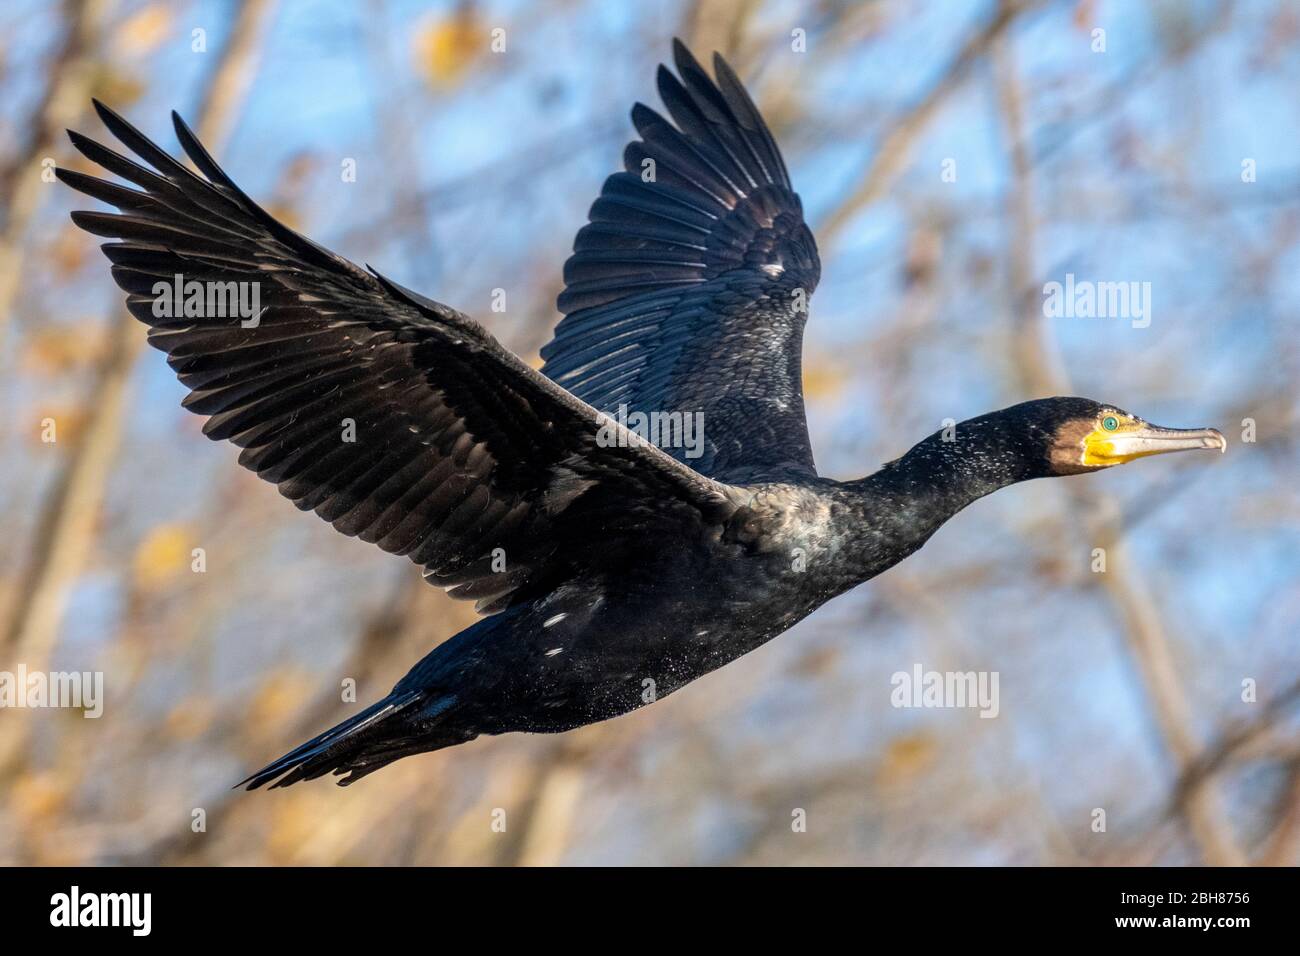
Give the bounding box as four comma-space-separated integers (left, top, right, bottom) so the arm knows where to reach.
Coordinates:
838, 414, 1049, 578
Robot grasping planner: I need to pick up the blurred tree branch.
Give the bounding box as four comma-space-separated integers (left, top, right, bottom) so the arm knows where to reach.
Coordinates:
816, 0, 1047, 249
1169, 677, 1300, 838
134, 572, 433, 864
992, 14, 1246, 866
0, 0, 275, 798
0, 0, 108, 350
1257, 763, 1300, 867
1032, 0, 1232, 166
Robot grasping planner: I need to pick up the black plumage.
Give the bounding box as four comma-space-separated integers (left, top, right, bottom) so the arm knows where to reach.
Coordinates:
545, 43, 820, 480
60, 40, 1225, 788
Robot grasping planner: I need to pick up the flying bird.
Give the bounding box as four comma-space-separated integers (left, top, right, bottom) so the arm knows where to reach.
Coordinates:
60, 40, 1225, 788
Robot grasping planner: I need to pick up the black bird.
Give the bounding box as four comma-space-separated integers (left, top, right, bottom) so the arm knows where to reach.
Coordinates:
60, 41, 1225, 788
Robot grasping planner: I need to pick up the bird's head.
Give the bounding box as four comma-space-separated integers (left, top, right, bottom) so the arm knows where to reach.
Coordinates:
856, 396, 1227, 571
1028, 397, 1226, 476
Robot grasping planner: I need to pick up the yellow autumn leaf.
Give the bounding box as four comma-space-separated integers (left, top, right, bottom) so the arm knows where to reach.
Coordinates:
163, 695, 216, 740
413, 7, 484, 90
268, 790, 333, 862
879, 732, 937, 783
49, 224, 89, 278
801, 361, 847, 402
1072, 0, 1097, 33
8, 771, 70, 825
34, 406, 89, 447
116, 5, 173, 56
262, 202, 302, 234
132, 523, 195, 588
90, 67, 146, 109
247, 670, 319, 728
24, 324, 98, 375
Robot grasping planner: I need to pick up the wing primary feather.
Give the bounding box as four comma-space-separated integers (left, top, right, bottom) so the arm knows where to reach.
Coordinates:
544, 39, 821, 480
63, 78, 742, 620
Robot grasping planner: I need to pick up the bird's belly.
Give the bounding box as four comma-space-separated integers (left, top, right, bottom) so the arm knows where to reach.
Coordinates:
460, 557, 841, 735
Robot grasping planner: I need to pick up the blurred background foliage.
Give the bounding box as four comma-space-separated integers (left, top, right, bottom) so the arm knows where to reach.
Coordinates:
0, 0, 1297, 865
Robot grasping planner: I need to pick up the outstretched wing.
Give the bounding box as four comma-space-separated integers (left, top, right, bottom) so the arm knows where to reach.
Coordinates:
61, 101, 739, 614
541, 39, 821, 483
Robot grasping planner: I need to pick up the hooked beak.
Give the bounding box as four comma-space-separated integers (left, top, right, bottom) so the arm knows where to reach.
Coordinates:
1083, 423, 1227, 466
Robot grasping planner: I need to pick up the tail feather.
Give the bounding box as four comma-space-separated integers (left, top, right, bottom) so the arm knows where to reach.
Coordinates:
239, 690, 467, 790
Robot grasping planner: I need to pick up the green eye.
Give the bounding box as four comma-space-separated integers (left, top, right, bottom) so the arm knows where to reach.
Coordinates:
1102, 416, 1119, 431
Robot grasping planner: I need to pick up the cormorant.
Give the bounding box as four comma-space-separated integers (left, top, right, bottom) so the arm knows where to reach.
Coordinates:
60, 40, 1225, 788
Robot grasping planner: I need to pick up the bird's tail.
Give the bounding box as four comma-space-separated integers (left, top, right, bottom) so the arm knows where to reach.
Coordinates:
239, 690, 471, 790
